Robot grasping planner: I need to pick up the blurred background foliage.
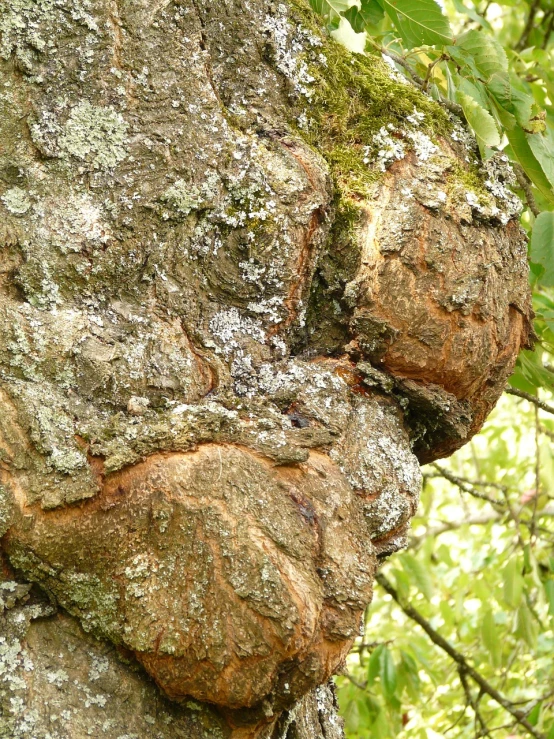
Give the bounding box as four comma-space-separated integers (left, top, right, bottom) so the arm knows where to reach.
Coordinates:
304, 0, 554, 736
336, 393, 554, 737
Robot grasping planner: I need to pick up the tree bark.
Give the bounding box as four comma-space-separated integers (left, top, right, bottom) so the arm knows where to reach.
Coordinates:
0, 0, 532, 737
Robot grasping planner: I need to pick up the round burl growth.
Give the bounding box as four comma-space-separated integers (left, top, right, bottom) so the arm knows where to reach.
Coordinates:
5, 446, 375, 708
340, 147, 533, 461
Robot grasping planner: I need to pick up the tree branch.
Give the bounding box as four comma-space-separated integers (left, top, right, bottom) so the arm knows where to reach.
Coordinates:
505, 387, 554, 416
541, 10, 554, 48
375, 573, 547, 739
516, 0, 541, 51
424, 470, 507, 492
532, 403, 541, 543
513, 163, 540, 217
408, 512, 503, 548
343, 673, 368, 692
459, 667, 493, 739
430, 464, 505, 506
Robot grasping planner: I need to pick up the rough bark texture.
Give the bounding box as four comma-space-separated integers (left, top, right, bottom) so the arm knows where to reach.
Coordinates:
0, 0, 532, 736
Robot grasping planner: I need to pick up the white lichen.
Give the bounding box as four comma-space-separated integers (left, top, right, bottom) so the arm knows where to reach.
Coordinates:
1, 187, 31, 215
367, 125, 406, 171
263, 6, 316, 99
58, 102, 129, 169
209, 308, 266, 356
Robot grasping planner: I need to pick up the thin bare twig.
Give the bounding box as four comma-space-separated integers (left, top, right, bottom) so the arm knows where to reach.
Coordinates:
476, 720, 518, 737
513, 163, 540, 216
351, 640, 387, 653
425, 470, 507, 492
423, 54, 447, 92
430, 464, 505, 506
376, 573, 547, 739
506, 387, 554, 417
343, 673, 368, 692
539, 424, 554, 441
409, 513, 504, 548
532, 403, 541, 544
459, 667, 493, 738
500, 486, 526, 549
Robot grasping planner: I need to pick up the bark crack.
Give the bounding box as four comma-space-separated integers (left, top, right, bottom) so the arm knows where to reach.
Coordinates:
189, 0, 226, 110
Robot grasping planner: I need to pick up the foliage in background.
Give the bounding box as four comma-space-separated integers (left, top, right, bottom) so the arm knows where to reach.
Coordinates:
305, 0, 554, 736
337, 394, 554, 737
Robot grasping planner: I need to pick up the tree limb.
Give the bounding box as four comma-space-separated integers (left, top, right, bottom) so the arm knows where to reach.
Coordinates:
516, 0, 541, 51
430, 464, 505, 506
513, 163, 540, 217
375, 573, 547, 739
505, 387, 554, 416
459, 667, 493, 739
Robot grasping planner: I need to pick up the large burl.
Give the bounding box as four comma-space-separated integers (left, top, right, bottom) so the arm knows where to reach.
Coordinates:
0, 0, 532, 735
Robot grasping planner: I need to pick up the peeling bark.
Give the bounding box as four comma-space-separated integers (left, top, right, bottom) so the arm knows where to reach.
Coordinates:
0, 0, 532, 736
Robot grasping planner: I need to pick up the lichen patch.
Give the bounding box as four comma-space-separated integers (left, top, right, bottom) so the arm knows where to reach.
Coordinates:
58, 102, 129, 169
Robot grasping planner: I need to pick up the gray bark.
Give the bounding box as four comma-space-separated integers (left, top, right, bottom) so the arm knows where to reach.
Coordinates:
0, 0, 532, 737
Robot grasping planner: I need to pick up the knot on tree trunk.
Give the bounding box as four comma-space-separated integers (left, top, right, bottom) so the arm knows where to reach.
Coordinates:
343, 148, 533, 462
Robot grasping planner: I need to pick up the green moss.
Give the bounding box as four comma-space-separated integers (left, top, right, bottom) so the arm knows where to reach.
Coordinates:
447, 160, 490, 203
288, 0, 451, 200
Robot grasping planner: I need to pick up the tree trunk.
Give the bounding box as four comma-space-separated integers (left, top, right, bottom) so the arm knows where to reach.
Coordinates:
0, 0, 532, 737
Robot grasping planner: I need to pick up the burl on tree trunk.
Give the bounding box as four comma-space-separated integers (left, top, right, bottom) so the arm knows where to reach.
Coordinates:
0, 0, 532, 737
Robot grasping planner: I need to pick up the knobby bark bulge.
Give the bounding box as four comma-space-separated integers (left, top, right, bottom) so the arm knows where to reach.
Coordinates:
0, 0, 532, 737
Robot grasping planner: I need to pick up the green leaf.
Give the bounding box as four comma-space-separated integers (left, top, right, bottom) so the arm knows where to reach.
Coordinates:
514, 350, 554, 393
530, 212, 554, 287
545, 579, 554, 616
381, 0, 452, 48
398, 651, 421, 702
503, 558, 524, 609
392, 566, 411, 600
528, 701, 542, 726
380, 646, 397, 698
457, 29, 508, 81
456, 91, 501, 148
488, 74, 534, 130
515, 601, 537, 647
371, 709, 393, 737
526, 130, 554, 188
343, 0, 384, 31
457, 76, 489, 109
481, 610, 502, 666
309, 0, 356, 17
446, 45, 482, 80
368, 644, 385, 685
505, 125, 554, 204
400, 552, 434, 600
439, 599, 455, 628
